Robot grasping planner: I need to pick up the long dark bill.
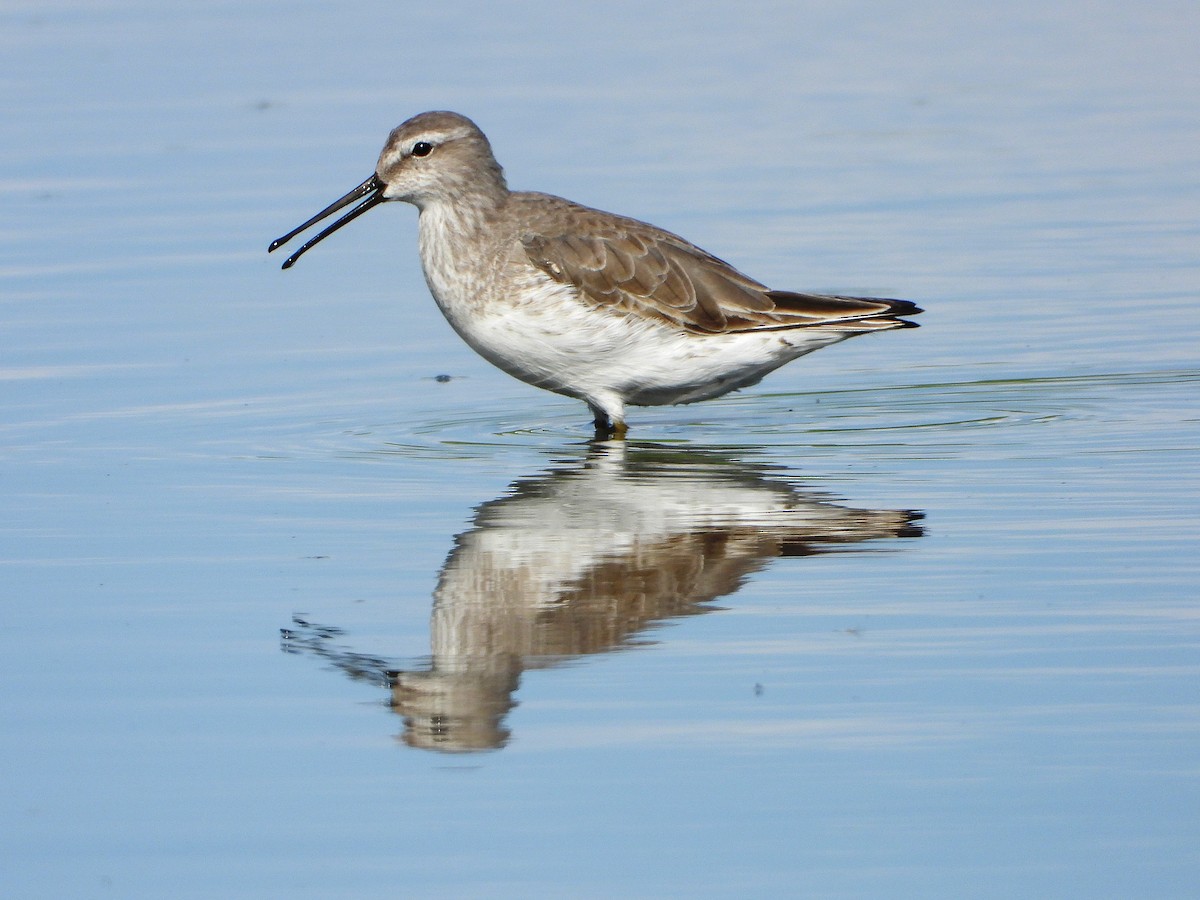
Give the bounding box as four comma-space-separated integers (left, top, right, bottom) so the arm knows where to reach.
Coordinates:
268, 175, 385, 269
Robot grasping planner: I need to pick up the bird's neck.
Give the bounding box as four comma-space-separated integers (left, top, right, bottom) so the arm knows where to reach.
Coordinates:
417, 184, 509, 261
416, 191, 511, 318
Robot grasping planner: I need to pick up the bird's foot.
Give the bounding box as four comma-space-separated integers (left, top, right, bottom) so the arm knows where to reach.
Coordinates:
591, 416, 628, 441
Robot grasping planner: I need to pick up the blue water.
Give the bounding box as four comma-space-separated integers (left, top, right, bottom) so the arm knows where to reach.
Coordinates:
3, 1, 1198, 897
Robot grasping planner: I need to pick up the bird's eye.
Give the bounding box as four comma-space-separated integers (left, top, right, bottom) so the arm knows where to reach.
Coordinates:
411, 141, 434, 158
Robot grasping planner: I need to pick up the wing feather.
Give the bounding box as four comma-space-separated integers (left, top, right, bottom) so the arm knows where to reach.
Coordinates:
519, 198, 920, 334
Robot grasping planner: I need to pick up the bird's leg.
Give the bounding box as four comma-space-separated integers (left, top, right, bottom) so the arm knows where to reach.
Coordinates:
588, 405, 628, 440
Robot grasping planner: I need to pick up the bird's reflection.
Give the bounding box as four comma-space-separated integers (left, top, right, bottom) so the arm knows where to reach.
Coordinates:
282, 442, 923, 752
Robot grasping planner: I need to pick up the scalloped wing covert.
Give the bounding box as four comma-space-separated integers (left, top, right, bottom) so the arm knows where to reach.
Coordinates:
520, 207, 920, 334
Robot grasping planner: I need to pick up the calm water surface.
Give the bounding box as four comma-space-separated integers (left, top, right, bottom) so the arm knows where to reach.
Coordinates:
2, 1, 1198, 897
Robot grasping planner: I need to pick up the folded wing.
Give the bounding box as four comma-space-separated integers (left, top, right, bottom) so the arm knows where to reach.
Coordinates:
521, 209, 921, 334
